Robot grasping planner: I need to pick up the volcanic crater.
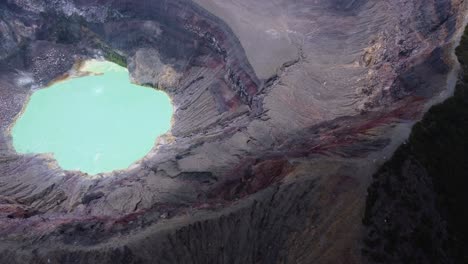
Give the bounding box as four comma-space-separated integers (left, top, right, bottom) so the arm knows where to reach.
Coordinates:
0, 0, 466, 263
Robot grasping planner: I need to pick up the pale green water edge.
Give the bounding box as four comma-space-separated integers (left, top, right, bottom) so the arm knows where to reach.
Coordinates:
12, 60, 173, 175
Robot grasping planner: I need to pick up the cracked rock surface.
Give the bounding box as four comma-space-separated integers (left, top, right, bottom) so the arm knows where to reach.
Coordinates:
0, 0, 466, 263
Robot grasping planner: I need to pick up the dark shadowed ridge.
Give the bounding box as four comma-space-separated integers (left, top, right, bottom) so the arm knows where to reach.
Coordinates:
363, 24, 468, 264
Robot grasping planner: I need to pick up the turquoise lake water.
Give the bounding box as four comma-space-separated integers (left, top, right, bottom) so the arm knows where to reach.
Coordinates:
12, 60, 173, 175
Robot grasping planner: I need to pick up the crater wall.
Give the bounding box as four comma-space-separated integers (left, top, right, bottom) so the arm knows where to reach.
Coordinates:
0, 0, 466, 263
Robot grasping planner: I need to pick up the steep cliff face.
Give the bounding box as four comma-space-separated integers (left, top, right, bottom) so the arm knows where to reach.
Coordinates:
0, 0, 466, 263
362, 26, 468, 264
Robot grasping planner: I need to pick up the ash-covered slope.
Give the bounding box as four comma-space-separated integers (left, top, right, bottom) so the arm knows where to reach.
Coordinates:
0, 0, 466, 263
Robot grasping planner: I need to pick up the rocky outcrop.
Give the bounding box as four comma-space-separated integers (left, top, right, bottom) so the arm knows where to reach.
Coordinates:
0, 0, 466, 263
128, 48, 182, 89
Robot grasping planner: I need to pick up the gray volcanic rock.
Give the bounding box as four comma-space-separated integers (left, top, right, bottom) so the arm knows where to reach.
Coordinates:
0, 0, 466, 263
128, 48, 182, 89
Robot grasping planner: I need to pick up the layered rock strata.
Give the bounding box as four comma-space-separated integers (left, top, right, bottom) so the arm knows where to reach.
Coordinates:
0, 0, 466, 263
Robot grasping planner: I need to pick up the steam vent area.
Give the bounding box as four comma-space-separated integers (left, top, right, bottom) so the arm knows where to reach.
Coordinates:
0, 0, 467, 263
